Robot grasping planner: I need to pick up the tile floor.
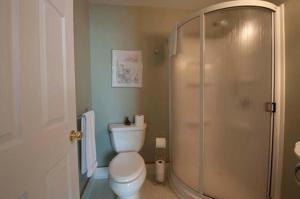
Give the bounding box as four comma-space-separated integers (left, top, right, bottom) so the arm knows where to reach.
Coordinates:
83, 170, 178, 199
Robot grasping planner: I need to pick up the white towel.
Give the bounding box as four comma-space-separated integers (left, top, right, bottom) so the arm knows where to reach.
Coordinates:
81, 110, 97, 177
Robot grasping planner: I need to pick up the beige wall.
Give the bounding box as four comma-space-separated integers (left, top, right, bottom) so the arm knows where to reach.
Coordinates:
89, 4, 192, 166
279, 0, 300, 198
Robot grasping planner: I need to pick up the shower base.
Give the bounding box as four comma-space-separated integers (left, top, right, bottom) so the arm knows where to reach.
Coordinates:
169, 171, 208, 199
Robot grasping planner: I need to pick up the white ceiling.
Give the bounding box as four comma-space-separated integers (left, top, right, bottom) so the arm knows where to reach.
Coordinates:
89, 0, 282, 10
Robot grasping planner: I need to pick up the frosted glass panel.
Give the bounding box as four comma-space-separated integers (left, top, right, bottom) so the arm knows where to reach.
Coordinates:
202, 7, 273, 199
170, 17, 201, 191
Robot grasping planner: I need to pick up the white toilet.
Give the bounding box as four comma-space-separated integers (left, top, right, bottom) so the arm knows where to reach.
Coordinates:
108, 123, 147, 199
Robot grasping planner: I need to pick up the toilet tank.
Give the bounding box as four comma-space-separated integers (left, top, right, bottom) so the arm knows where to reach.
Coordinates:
108, 123, 147, 153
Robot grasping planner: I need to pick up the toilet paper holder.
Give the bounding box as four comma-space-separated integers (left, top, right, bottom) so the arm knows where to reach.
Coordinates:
156, 137, 166, 148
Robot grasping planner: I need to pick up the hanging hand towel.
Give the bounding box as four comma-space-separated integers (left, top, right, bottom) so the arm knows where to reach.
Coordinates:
81, 110, 98, 177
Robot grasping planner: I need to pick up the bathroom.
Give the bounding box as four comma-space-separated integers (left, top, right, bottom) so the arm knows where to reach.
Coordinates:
75, 2, 189, 198
1, 0, 300, 199
73, 0, 298, 198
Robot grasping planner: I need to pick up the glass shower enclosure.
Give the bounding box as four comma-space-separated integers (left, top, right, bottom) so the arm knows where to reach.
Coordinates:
169, 1, 284, 199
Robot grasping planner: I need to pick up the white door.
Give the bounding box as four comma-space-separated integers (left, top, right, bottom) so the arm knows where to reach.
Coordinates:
0, 0, 80, 198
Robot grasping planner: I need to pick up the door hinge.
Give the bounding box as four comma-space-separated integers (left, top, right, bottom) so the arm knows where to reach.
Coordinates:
266, 102, 276, 113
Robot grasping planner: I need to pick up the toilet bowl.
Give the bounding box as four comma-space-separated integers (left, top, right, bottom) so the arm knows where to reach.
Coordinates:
109, 152, 146, 199
108, 123, 147, 199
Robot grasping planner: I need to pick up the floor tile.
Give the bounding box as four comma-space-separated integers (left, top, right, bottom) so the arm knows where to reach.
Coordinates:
83, 174, 178, 199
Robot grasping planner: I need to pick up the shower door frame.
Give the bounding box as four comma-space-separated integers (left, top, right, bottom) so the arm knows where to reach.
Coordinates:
169, 1, 285, 199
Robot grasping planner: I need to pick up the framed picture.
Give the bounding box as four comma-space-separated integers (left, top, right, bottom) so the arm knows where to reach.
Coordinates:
112, 50, 143, 88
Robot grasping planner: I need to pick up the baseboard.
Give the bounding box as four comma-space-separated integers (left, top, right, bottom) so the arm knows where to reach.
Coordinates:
93, 167, 109, 179
92, 163, 169, 180
81, 177, 96, 199
81, 167, 109, 199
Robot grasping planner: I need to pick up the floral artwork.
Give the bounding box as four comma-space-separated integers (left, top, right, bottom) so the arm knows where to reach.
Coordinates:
112, 50, 143, 87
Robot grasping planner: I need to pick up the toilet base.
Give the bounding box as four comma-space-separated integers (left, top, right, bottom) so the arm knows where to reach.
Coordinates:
117, 192, 140, 199
109, 167, 146, 199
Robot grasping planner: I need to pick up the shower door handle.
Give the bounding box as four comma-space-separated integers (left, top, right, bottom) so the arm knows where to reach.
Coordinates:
265, 102, 276, 113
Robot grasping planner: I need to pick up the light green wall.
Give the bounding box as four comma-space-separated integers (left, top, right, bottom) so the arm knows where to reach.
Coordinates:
89, 4, 191, 166
74, 0, 92, 114
74, 0, 91, 193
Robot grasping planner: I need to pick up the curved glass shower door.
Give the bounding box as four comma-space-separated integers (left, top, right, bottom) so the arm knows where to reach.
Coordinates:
170, 17, 201, 192
170, 5, 276, 199
202, 7, 273, 199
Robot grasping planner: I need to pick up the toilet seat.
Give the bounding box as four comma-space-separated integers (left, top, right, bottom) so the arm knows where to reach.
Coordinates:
109, 152, 145, 183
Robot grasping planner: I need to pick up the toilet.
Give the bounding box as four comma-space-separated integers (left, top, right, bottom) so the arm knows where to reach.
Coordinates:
108, 123, 147, 199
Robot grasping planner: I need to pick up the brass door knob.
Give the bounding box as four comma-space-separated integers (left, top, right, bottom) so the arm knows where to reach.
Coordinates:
69, 130, 82, 142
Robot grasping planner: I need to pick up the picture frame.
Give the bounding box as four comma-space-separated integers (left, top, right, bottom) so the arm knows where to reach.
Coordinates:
112, 50, 143, 88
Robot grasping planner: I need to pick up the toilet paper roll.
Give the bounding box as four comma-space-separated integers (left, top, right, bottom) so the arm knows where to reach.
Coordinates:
156, 138, 166, 149
155, 160, 165, 183
135, 114, 144, 126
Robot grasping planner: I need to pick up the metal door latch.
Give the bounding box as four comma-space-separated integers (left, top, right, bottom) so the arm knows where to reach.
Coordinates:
265, 102, 276, 113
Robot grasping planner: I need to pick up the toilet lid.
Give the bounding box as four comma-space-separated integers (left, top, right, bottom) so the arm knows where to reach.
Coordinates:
109, 152, 145, 183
